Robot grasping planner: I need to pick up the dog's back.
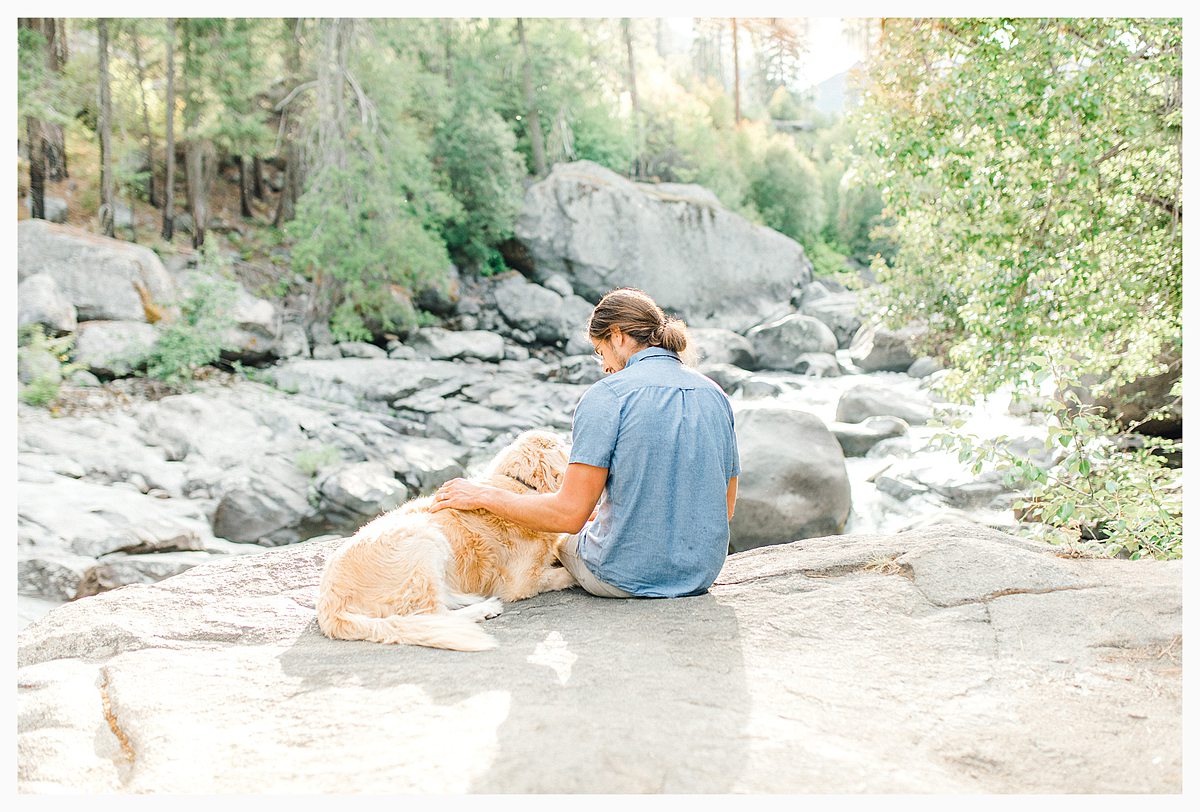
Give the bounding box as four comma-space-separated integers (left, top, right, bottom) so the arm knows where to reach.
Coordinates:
316, 510, 499, 651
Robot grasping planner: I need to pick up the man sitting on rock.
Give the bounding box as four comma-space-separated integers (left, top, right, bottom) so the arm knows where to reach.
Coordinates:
432, 287, 740, 598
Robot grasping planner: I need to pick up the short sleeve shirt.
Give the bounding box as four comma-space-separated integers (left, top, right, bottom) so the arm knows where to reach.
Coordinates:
569, 346, 741, 597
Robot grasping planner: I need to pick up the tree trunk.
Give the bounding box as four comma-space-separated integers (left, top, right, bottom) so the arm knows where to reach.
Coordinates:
33, 18, 68, 181
517, 18, 547, 177
622, 18, 642, 179
98, 18, 115, 237
131, 29, 158, 207
731, 18, 742, 125
181, 20, 208, 248
273, 18, 303, 227
185, 140, 213, 248
252, 155, 264, 199
238, 155, 252, 218
127, 182, 136, 242
162, 18, 176, 241
26, 114, 45, 219
18, 19, 45, 219
442, 18, 453, 83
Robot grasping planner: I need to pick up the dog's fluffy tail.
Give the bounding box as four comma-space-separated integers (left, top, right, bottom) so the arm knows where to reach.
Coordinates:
318, 607, 498, 651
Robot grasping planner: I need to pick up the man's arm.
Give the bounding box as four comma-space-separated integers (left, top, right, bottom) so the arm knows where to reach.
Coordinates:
726, 476, 738, 521
430, 462, 608, 534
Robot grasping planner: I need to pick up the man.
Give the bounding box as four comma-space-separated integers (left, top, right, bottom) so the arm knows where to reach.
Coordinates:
432, 288, 739, 598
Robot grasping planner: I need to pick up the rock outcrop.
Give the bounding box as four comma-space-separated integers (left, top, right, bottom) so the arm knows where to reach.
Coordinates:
513, 161, 813, 333
16, 525, 1181, 793
18, 220, 176, 323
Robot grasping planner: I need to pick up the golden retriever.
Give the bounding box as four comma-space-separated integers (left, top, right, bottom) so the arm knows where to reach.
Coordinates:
316, 429, 577, 651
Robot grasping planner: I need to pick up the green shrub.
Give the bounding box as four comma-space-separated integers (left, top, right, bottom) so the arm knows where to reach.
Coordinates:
17, 324, 79, 408
747, 136, 826, 246
434, 100, 526, 269
295, 445, 341, 477
806, 239, 856, 284
140, 257, 239, 384
931, 356, 1182, 560
19, 376, 61, 407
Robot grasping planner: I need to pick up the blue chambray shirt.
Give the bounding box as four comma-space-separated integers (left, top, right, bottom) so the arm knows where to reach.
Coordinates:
568, 346, 741, 597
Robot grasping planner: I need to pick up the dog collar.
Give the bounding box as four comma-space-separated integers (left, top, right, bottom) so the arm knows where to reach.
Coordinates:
503, 473, 541, 492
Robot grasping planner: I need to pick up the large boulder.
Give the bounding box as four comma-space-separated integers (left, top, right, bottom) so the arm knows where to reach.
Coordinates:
688, 328, 756, 369
745, 314, 838, 371
18, 273, 78, 334
849, 321, 927, 372
513, 161, 813, 333
16, 526, 1181, 793
1091, 346, 1183, 439
18, 220, 176, 322
798, 285, 862, 349
72, 320, 159, 377
491, 274, 593, 345
729, 405, 851, 551
836, 383, 934, 426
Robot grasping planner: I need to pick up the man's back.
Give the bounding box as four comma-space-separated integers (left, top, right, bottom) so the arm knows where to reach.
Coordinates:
568, 346, 741, 597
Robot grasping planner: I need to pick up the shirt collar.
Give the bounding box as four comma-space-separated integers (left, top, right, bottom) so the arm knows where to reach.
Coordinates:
624, 346, 680, 368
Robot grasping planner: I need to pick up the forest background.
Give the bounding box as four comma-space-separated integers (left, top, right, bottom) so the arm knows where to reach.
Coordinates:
15, 15, 1184, 558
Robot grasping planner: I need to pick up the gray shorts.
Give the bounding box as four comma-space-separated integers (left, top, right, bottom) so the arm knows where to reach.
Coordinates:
556, 532, 635, 599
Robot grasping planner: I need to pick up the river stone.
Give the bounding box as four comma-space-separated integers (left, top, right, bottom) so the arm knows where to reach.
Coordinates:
739, 377, 788, 399
72, 320, 159, 377
688, 328, 756, 369
793, 352, 841, 377
17, 553, 96, 601
385, 438, 467, 495
16, 525, 1180, 793
831, 416, 910, 457
836, 384, 933, 426
491, 274, 593, 345
848, 321, 927, 372
729, 404, 851, 551
18, 273, 78, 334
746, 314, 838, 371
408, 328, 506, 362
414, 264, 461, 316
276, 323, 310, 358
18, 220, 176, 322
210, 468, 315, 545
799, 290, 862, 349
336, 341, 387, 359
514, 161, 813, 333
907, 356, 943, 378
316, 462, 409, 518
699, 363, 754, 395
17, 344, 62, 387
552, 355, 605, 385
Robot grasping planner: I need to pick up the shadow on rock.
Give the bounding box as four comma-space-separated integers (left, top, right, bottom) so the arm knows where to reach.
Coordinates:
275, 587, 750, 793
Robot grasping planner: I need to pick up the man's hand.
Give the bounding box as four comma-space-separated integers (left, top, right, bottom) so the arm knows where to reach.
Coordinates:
430, 478, 495, 513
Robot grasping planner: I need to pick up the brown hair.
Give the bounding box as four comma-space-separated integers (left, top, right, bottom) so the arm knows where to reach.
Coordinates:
587, 288, 694, 364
